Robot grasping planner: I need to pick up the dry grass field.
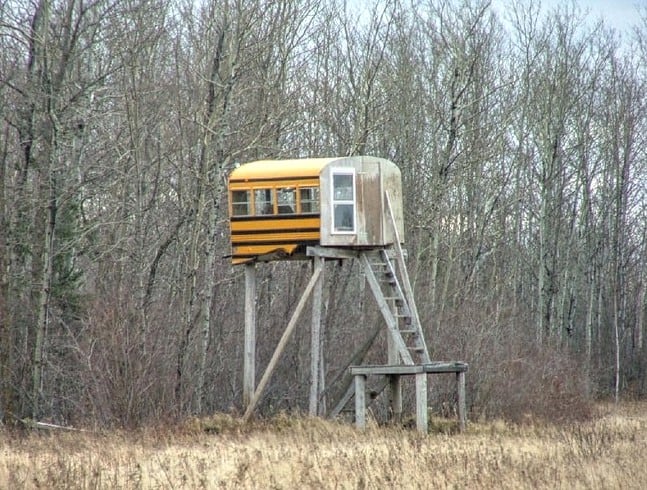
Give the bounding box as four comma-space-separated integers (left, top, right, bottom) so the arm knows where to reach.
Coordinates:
1, 402, 646, 489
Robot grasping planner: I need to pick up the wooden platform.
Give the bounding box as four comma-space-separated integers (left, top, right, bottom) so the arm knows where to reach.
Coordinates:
350, 362, 468, 433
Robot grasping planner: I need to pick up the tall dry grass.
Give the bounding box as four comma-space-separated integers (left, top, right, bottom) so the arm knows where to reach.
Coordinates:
1, 402, 646, 489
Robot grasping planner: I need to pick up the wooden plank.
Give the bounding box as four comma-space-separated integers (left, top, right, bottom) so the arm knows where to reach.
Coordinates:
243, 264, 324, 421
306, 246, 359, 260
351, 365, 425, 376
243, 264, 256, 408
415, 372, 428, 433
350, 363, 467, 376
423, 362, 469, 373
354, 374, 366, 430
309, 256, 325, 416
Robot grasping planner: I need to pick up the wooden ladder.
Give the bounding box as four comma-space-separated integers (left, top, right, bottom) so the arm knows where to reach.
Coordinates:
329, 192, 430, 417
360, 248, 430, 365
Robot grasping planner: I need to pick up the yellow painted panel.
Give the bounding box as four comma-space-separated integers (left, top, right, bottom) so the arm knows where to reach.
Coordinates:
230, 217, 320, 232
231, 243, 302, 264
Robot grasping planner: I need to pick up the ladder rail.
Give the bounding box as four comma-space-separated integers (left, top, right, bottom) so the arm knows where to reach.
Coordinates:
360, 253, 414, 365
378, 249, 410, 316
376, 249, 428, 363
385, 192, 430, 363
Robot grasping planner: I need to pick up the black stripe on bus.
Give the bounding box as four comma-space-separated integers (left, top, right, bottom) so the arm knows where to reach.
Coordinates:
232, 227, 320, 236
231, 214, 320, 222
232, 238, 319, 246
229, 176, 320, 184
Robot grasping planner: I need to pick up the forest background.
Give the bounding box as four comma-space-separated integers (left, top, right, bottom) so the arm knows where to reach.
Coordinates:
0, 0, 646, 428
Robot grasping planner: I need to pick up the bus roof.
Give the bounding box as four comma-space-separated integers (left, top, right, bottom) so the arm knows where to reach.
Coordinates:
229, 157, 343, 182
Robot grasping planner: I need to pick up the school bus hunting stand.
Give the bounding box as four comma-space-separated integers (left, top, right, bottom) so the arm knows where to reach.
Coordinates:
229, 156, 467, 432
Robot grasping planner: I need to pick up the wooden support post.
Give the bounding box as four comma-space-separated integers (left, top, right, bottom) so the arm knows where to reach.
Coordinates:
415, 372, 428, 433
457, 371, 466, 432
388, 374, 402, 423
243, 264, 323, 421
309, 256, 325, 416
243, 264, 256, 409
354, 374, 366, 430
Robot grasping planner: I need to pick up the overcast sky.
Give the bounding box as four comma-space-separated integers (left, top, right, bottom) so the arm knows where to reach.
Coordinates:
491, 0, 643, 32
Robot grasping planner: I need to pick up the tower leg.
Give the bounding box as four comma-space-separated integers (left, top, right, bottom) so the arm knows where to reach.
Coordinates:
354, 374, 367, 429
243, 263, 256, 409
457, 371, 466, 432
388, 374, 402, 423
309, 257, 324, 416
415, 372, 428, 433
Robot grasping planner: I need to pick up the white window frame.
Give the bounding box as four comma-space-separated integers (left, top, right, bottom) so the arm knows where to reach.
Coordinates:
330, 168, 356, 234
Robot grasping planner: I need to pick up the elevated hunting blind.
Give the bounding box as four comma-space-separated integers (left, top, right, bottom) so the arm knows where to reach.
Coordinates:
229, 156, 467, 432
228, 156, 404, 263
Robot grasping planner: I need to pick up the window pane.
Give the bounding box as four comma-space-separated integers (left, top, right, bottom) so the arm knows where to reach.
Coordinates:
277, 188, 296, 214
300, 187, 319, 213
254, 189, 274, 215
334, 204, 354, 231
231, 190, 250, 216
333, 174, 353, 201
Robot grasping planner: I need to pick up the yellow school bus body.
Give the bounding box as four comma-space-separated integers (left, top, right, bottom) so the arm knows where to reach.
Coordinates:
228, 156, 405, 265
228, 159, 330, 264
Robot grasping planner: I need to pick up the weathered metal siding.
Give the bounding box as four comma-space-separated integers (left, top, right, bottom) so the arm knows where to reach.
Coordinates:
319, 156, 404, 247
380, 162, 405, 245
356, 159, 380, 245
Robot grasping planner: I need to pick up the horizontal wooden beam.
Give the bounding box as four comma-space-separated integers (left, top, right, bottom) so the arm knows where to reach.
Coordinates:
306, 246, 359, 260
350, 362, 468, 376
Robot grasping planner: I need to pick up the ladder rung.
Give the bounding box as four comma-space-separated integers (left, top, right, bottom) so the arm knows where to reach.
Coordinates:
384, 298, 404, 305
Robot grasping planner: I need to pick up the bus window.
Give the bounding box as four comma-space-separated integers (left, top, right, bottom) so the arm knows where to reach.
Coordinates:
332, 171, 355, 232
299, 187, 319, 214
277, 188, 296, 214
254, 189, 274, 215
231, 190, 251, 216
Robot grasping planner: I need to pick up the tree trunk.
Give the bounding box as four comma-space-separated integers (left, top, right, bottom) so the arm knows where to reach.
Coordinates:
0, 123, 15, 424
32, 167, 56, 419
